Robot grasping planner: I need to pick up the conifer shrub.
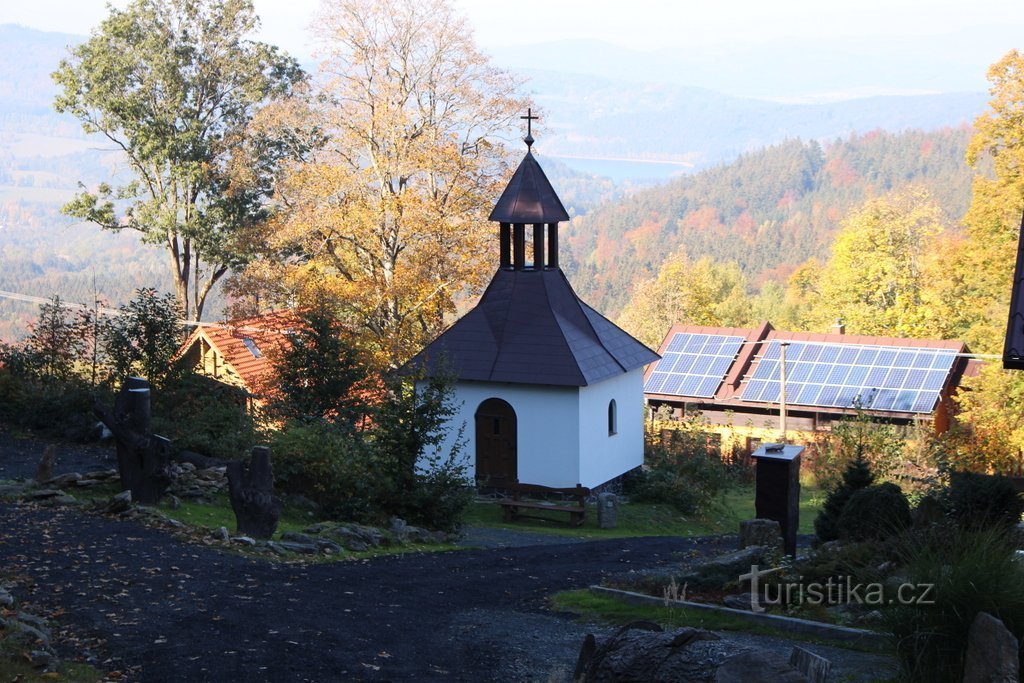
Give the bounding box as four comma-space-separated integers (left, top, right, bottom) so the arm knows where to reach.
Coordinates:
884, 524, 1024, 682
813, 451, 874, 542
837, 482, 911, 541
945, 471, 1023, 530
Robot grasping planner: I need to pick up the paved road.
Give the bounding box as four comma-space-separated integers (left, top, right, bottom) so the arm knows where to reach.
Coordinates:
0, 502, 730, 681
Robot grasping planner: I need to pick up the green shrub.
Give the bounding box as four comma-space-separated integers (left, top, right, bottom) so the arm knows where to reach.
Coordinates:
627, 435, 734, 515
0, 370, 108, 442
945, 471, 1023, 530
814, 452, 874, 542
884, 525, 1024, 682
837, 482, 911, 541
150, 373, 260, 460
270, 420, 382, 522
401, 431, 473, 533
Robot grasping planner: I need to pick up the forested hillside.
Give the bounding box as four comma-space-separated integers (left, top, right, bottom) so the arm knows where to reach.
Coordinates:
563, 127, 975, 317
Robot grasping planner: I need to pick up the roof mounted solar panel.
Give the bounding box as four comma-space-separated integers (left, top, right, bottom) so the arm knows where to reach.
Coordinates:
740, 340, 957, 414
644, 332, 745, 398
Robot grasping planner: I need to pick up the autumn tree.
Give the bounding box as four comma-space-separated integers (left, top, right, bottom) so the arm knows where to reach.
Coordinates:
53, 0, 307, 321
238, 0, 530, 365
811, 188, 946, 337
617, 250, 751, 347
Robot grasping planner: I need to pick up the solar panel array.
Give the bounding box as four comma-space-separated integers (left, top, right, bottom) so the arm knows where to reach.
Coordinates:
644, 333, 745, 398
741, 341, 958, 413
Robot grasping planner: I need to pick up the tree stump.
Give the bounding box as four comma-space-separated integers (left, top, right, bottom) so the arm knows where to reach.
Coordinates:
94, 377, 171, 505
226, 446, 281, 539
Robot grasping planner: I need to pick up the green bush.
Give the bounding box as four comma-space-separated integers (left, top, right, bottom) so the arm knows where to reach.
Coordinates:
401, 433, 473, 533
814, 452, 875, 542
150, 373, 261, 460
945, 471, 1023, 530
884, 525, 1024, 682
627, 436, 734, 515
270, 420, 382, 522
0, 369, 108, 442
837, 482, 911, 541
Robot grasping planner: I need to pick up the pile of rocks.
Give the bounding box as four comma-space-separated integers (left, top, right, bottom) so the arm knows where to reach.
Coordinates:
167, 462, 227, 503
201, 516, 453, 558
0, 584, 60, 673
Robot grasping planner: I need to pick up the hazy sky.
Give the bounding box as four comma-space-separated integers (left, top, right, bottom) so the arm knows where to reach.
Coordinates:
2, 0, 1021, 61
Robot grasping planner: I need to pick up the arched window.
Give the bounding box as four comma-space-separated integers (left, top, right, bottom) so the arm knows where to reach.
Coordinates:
608, 399, 617, 436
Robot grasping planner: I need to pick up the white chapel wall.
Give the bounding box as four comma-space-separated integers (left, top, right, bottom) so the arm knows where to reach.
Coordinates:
419, 380, 581, 487
577, 368, 645, 488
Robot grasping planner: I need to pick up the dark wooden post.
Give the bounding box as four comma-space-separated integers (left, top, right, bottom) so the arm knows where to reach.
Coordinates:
532, 222, 544, 269
513, 223, 525, 270
95, 376, 171, 505
500, 222, 512, 270
751, 443, 803, 556
226, 446, 282, 539
547, 223, 559, 269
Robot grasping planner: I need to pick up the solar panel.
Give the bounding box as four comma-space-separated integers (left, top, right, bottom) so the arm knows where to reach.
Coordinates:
740, 341, 957, 414
644, 332, 745, 398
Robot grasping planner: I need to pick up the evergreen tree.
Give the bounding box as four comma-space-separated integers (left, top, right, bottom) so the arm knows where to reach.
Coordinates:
814, 449, 875, 542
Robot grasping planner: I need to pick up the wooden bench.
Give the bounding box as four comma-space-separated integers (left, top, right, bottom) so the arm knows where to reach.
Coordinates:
499, 481, 591, 527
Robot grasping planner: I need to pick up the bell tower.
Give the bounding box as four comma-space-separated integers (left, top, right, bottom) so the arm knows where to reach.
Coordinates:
489, 109, 570, 271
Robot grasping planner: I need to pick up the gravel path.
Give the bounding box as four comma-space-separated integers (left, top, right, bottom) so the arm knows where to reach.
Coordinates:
0, 502, 733, 681
0, 431, 896, 681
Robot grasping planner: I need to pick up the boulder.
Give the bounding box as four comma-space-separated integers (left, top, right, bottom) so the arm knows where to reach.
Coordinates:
962, 611, 1019, 683
739, 519, 782, 552
678, 546, 771, 589
34, 445, 56, 484
281, 531, 316, 545
572, 622, 809, 682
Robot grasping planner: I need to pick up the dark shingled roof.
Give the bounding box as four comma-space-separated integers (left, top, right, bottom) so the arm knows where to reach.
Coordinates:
489, 151, 570, 223
406, 268, 660, 386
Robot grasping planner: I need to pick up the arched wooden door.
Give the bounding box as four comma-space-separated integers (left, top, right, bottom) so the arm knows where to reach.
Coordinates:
475, 398, 517, 486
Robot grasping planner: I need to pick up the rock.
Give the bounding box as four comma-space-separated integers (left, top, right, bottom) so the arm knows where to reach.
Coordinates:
717, 650, 810, 682
331, 524, 385, 549
389, 516, 409, 542
106, 490, 132, 514
166, 494, 181, 509
29, 650, 53, 668
573, 623, 808, 682
34, 445, 56, 484
316, 539, 343, 554
0, 484, 27, 497
84, 469, 119, 481
723, 594, 756, 611
232, 536, 257, 546
788, 646, 832, 683
304, 522, 334, 534
266, 541, 290, 556
281, 531, 316, 544
0, 588, 13, 607
678, 545, 770, 589
44, 472, 81, 488
341, 538, 369, 553
739, 519, 782, 551
7, 620, 50, 650
73, 479, 102, 487
597, 492, 619, 529
274, 540, 319, 554
39, 495, 78, 507
963, 611, 1019, 683
26, 488, 66, 500
17, 612, 47, 631
212, 526, 229, 542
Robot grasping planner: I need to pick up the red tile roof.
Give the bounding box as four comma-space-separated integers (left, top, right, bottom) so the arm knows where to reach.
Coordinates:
178, 310, 297, 393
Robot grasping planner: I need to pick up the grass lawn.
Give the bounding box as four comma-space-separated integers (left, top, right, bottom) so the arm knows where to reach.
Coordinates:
464, 484, 823, 539
550, 589, 890, 653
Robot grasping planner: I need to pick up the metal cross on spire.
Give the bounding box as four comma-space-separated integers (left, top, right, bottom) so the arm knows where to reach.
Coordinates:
521, 108, 538, 149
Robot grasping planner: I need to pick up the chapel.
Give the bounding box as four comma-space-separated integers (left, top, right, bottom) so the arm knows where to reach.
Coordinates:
407, 117, 659, 488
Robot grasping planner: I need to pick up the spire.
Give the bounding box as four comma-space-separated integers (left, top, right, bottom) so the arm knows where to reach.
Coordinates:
490, 111, 569, 271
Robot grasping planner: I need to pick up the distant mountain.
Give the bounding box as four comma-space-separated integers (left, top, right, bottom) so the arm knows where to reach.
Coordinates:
489, 28, 1019, 100
561, 127, 976, 317
525, 69, 986, 170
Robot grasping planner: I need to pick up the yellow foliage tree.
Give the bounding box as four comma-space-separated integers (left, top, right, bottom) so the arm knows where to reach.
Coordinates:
617, 250, 750, 348
812, 188, 947, 337
237, 0, 529, 365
